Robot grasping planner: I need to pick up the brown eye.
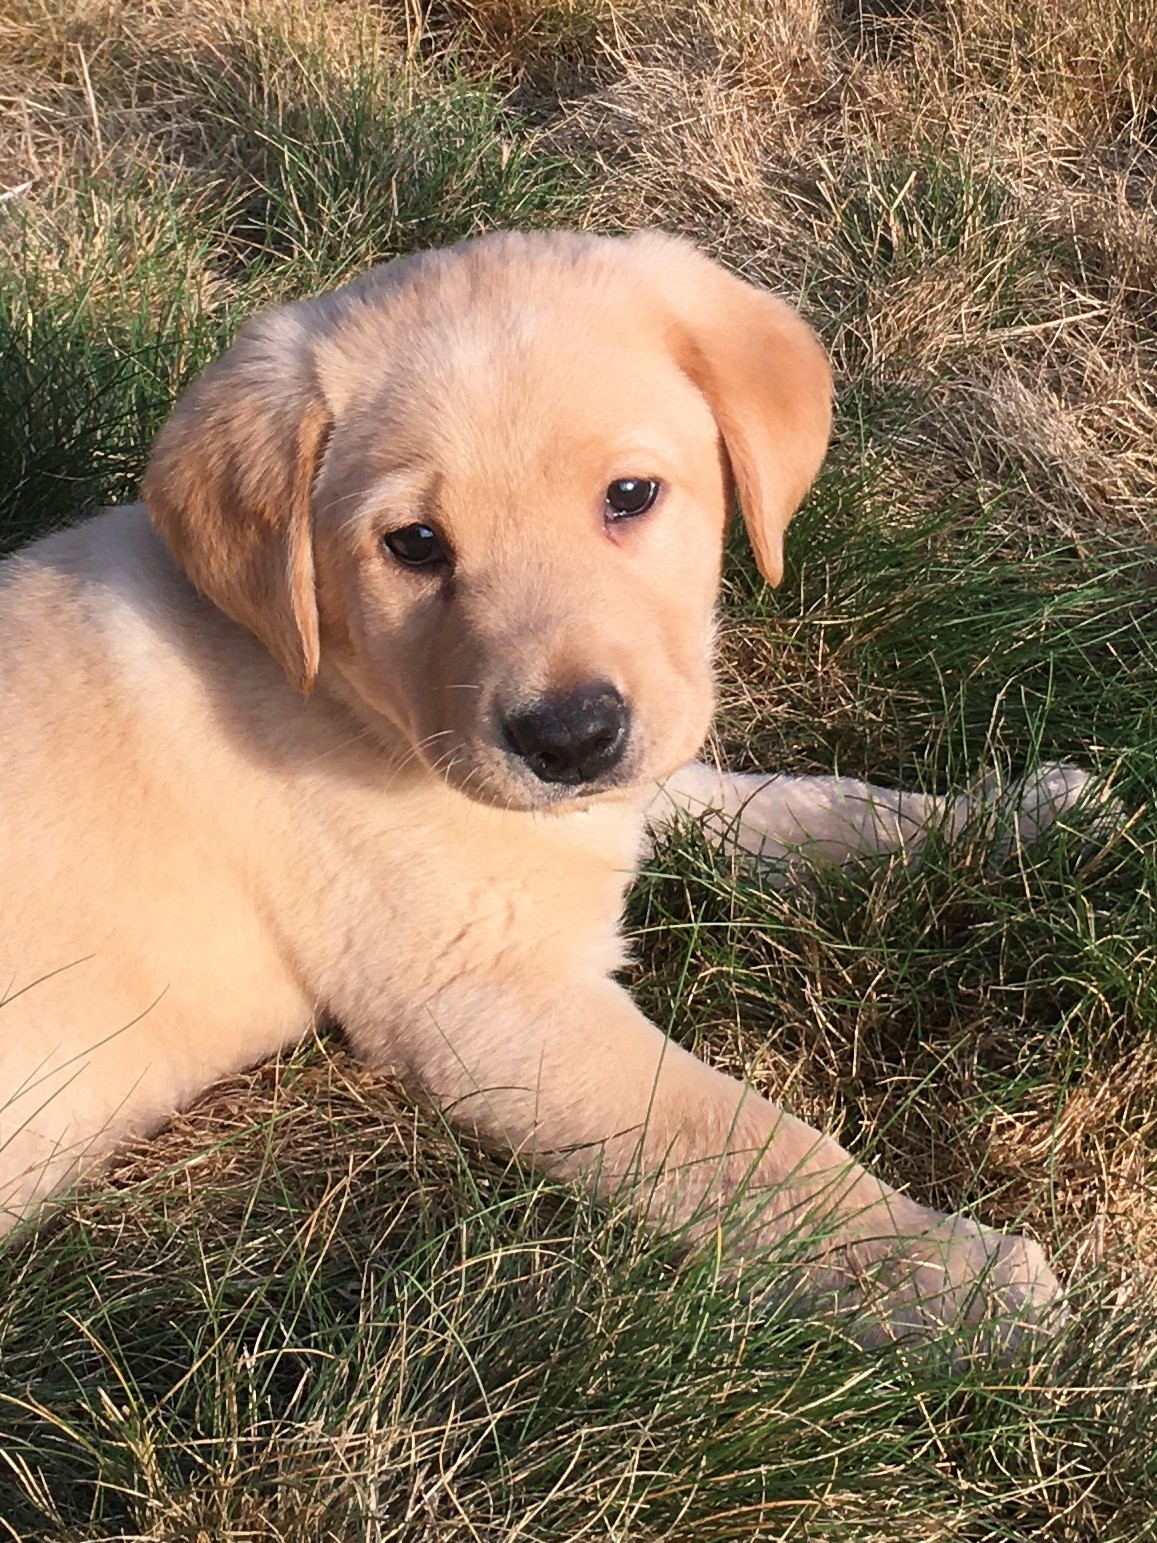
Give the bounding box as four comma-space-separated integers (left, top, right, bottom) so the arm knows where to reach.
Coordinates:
383, 523, 447, 569
605, 479, 660, 520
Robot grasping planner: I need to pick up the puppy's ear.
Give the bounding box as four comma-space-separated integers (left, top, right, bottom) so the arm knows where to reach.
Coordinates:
631, 233, 832, 586
142, 308, 331, 692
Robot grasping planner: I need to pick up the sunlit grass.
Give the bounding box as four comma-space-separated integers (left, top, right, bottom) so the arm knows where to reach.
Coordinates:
0, 0, 1154, 1535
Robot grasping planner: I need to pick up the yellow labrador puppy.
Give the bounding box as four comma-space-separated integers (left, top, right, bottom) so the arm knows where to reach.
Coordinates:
0, 230, 1083, 1342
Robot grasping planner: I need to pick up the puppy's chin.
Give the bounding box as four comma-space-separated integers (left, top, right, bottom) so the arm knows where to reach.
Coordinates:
421, 737, 650, 814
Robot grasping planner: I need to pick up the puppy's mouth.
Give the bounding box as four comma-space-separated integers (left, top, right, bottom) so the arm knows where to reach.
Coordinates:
464, 758, 641, 813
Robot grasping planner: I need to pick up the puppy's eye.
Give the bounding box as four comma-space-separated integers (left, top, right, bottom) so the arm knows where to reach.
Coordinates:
383, 523, 448, 569
605, 478, 660, 520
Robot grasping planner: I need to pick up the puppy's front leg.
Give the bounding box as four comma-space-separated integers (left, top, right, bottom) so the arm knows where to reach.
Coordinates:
360, 976, 1059, 1348
649, 759, 1099, 867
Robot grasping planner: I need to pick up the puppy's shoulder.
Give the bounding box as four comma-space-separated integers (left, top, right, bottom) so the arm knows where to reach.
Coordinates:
3, 503, 182, 621
0, 504, 270, 724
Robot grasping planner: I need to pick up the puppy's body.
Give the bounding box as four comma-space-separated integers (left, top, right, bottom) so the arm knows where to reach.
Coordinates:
3, 510, 311, 1208
0, 230, 1080, 1343
1, 506, 637, 1211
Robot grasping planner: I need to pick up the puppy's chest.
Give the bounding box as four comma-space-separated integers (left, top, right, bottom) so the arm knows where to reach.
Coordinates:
303, 791, 643, 994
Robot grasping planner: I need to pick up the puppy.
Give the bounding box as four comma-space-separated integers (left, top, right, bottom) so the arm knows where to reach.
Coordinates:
0, 230, 1083, 1343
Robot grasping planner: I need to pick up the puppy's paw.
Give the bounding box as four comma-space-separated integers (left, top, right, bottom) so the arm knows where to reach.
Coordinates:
1008, 762, 1114, 843
819, 1208, 1065, 1360
965, 761, 1122, 863
895, 1213, 1061, 1339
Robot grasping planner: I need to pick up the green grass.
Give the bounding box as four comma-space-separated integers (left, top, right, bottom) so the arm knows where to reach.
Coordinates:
0, 29, 581, 549
2, 1054, 1156, 1539
1, 0, 1155, 1536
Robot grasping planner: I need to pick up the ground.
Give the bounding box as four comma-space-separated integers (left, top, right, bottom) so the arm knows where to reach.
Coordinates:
0, 1, 1155, 1536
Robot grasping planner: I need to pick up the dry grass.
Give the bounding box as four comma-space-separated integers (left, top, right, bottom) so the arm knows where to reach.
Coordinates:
548, 0, 1157, 535
4, 0, 1154, 531
1, 0, 1155, 1535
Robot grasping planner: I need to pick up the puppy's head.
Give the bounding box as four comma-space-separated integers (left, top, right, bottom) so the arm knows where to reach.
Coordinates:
143, 231, 831, 811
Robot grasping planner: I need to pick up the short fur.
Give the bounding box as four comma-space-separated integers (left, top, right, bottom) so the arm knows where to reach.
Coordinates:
0, 230, 1084, 1343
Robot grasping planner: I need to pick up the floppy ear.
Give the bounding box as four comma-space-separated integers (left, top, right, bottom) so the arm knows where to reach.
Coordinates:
142, 307, 331, 693
630, 232, 832, 586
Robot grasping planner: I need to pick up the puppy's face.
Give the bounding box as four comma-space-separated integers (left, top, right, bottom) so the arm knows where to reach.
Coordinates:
144, 232, 831, 811
310, 292, 727, 808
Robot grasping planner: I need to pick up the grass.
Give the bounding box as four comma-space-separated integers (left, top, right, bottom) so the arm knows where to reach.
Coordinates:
0, 0, 1155, 1535
4, 1056, 1157, 1539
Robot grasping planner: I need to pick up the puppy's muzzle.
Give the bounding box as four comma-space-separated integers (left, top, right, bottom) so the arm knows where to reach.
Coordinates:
502, 683, 630, 786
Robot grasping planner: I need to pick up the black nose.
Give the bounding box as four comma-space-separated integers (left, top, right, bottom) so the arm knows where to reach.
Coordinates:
502, 683, 630, 785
